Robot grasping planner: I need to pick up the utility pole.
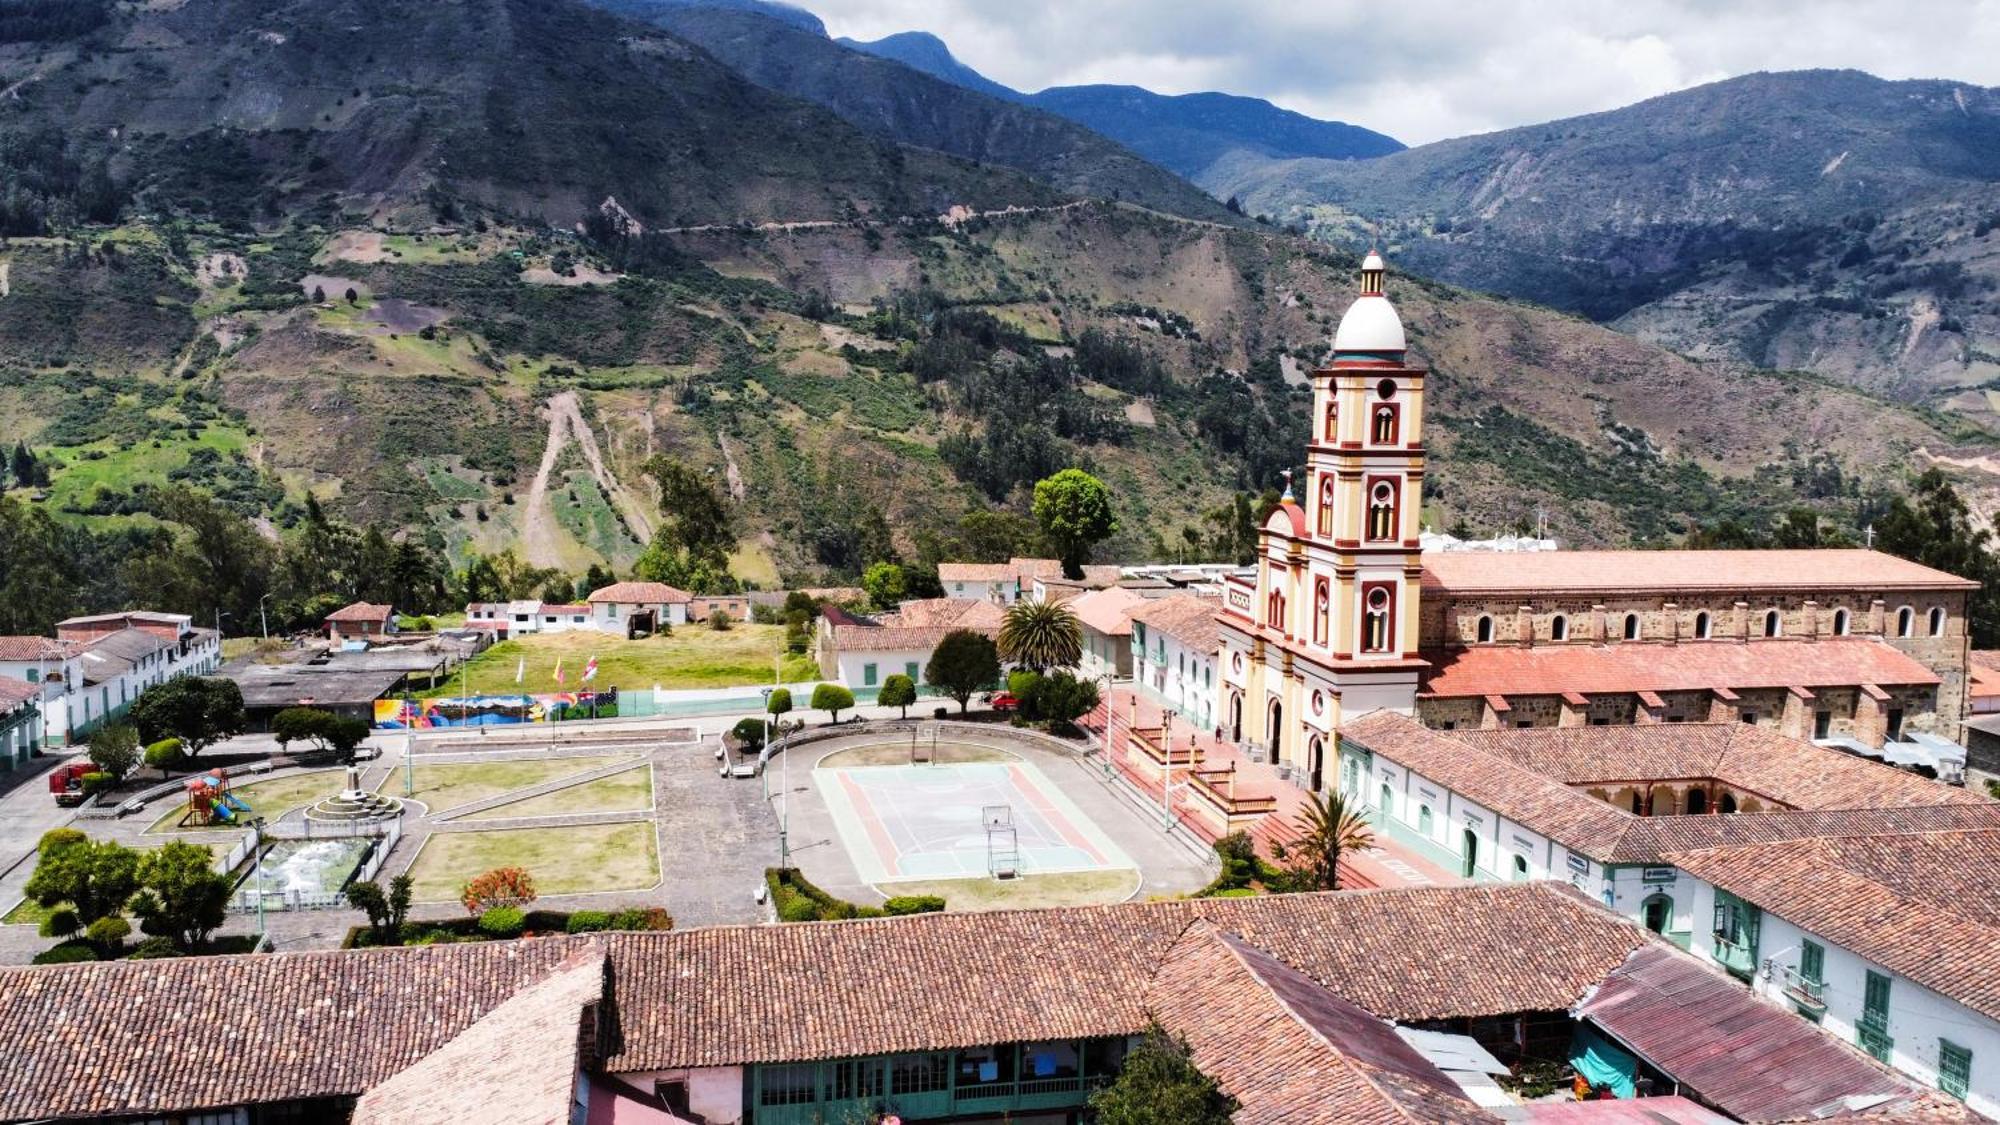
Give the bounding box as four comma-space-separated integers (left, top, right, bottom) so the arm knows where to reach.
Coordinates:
258, 593, 271, 642
1160, 708, 1177, 827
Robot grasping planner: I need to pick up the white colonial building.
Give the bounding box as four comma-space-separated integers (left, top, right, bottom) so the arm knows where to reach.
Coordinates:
1131, 595, 1222, 737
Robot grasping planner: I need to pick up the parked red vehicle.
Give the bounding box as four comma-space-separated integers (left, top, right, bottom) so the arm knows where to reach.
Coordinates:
989, 692, 1020, 713
48, 763, 95, 807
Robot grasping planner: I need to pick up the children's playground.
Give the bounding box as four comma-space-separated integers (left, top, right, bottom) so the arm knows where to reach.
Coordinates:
148, 770, 345, 833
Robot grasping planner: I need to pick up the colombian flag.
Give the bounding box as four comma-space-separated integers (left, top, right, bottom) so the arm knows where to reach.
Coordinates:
581, 656, 599, 683
553, 658, 565, 685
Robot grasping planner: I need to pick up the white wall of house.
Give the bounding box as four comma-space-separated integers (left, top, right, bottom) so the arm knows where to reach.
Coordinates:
833, 651, 930, 694
1131, 624, 1217, 733
593, 602, 689, 633
620, 1067, 744, 1124
1681, 881, 1998, 1115
943, 577, 1020, 605
66, 633, 221, 743
1078, 627, 1131, 683
0, 655, 83, 744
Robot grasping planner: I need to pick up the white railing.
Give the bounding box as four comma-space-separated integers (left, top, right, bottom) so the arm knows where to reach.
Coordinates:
226, 822, 401, 913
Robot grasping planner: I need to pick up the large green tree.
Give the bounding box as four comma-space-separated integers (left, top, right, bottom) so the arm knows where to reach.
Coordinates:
130, 677, 246, 761
24, 830, 138, 941
998, 598, 1084, 671
0, 495, 82, 633
130, 840, 233, 951
925, 629, 1001, 714
1032, 469, 1117, 579
1087, 1024, 1236, 1125
1877, 469, 2000, 646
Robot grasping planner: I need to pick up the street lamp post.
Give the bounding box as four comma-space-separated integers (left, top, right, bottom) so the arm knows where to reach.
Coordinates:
251, 816, 269, 938
257, 593, 272, 642
1161, 708, 1177, 828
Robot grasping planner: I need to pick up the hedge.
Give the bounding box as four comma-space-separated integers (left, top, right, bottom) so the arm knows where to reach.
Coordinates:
478, 906, 527, 938
1192, 832, 1285, 898
766, 869, 945, 922
31, 941, 97, 965
343, 906, 672, 948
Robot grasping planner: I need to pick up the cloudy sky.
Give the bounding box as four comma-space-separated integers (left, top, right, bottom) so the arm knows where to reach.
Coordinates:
801, 0, 2000, 145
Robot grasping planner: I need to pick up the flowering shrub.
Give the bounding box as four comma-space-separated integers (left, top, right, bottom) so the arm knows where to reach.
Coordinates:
459, 867, 537, 915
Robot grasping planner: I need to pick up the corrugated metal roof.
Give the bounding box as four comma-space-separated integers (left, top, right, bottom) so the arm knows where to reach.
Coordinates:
1577, 945, 1926, 1122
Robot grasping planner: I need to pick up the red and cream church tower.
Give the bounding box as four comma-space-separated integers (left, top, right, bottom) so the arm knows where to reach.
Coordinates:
1216, 253, 1428, 791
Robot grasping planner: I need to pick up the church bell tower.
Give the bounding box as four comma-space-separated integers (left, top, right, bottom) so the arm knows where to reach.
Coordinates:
1215, 252, 1428, 789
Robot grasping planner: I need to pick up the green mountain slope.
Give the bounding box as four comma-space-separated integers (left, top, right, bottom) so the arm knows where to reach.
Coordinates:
1212, 70, 2000, 422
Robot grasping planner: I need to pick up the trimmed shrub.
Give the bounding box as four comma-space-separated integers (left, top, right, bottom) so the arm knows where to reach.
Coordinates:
777, 895, 819, 923
566, 910, 613, 933
32, 941, 98, 965
476, 906, 526, 938
79, 771, 114, 796
729, 717, 767, 751
38, 908, 80, 940
128, 936, 185, 959
882, 895, 946, 916
1210, 887, 1260, 899
84, 915, 131, 949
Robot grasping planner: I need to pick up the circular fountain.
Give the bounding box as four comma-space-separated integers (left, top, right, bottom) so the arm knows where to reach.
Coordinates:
305, 764, 405, 824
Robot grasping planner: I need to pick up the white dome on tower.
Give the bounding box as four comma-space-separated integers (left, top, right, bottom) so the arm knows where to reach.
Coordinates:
1332, 250, 1405, 354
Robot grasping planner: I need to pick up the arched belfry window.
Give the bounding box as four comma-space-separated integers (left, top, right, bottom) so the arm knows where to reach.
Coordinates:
1623, 613, 1640, 641
1930, 607, 1946, 637
1832, 609, 1850, 636
1476, 615, 1494, 643
1764, 610, 1782, 638
1551, 615, 1569, 642
1896, 607, 1914, 637
1323, 400, 1338, 441
1318, 476, 1336, 537
1362, 585, 1393, 653
1693, 611, 1711, 640
1313, 578, 1330, 645
1372, 405, 1398, 445
1367, 481, 1397, 541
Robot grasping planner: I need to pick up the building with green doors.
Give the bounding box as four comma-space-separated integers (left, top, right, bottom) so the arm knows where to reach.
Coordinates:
0, 675, 40, 770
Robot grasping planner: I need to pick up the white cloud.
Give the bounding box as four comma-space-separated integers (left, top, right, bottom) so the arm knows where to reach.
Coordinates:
806, 0, 2000, 144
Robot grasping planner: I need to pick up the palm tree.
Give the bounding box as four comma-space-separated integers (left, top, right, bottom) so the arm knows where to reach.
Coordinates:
1286, 791, 1374, 891
997, 598, 1084, 671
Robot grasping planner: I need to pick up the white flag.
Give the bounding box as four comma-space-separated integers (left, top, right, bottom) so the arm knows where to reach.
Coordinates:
515, 658, 525, 684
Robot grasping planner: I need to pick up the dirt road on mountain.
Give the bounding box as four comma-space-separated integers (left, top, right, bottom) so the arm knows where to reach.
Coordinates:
522, 392, 657, 568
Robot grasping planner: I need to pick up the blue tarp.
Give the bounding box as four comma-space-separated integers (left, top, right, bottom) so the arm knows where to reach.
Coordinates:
1570, 1024, 1638, 1099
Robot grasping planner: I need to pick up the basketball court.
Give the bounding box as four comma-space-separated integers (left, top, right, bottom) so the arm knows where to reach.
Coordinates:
814, 749, 1136, 885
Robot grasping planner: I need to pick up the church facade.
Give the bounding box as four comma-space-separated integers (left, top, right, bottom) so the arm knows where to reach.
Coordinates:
1217, 256, 1976, 788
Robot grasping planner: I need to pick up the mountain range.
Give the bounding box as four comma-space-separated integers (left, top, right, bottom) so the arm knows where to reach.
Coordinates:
1210, 70, 2000, 424
0, 0, 1992, 594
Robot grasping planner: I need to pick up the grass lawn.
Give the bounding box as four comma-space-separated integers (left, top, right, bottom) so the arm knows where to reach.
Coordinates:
457, 625, 817, 693
386, 755, 634, 814
2, 897, 52, 927
818, 742, 1019, 769
465, 765, 652, 820
146, 770, 346, 834
884, 869, 1139, 911
403, 822, 659, 902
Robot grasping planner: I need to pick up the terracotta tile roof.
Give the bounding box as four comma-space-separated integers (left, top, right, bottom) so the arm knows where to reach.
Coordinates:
1970, 651, 2000, 700
1419, 638, 1940, 700
0, 636, 77, 662
537, 604, 590, 615
1451, 723, 1981, 812
1343, 711, 1638, 855
1665, 829, 2000, 1023
1150, 920, 1497, 1123
1420, 549, 1977, 595
0, 675, 36, 708
1131, 594, 1223, 653
324, 601, 395, 623
1341, 713, 2000, 864
0, 885, 1650, 1121
586, 582, 691, 604
352, 948, 606, 1125
598, 884, 1647, 1074
1067, 587, 1148, 636
938, 561, 1022, 583
1576, 945, 1936, 1122
828, 598, 1004, 652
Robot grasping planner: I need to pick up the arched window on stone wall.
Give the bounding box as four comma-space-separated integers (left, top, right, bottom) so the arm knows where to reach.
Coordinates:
1930, 607, 1947, 637
1897, 606, 1914, 637
1623, 613, 1640, 641
1476, 615, 1493, 643
1719, 792, 1738, 814
1551, 615, 1569, 642
1686, 788, 1708, 814
1832, 608, 1850, 636
1694, 611, 1711, 640
1763, 610, 1782, 638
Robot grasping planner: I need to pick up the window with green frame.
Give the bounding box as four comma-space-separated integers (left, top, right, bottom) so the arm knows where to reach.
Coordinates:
1939, 1039, 1971, 1100
863, 663, 878, 687
1860, 971, 1893, 1061
1800, 940, 1824, 984
1418, 804, 1434, 834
